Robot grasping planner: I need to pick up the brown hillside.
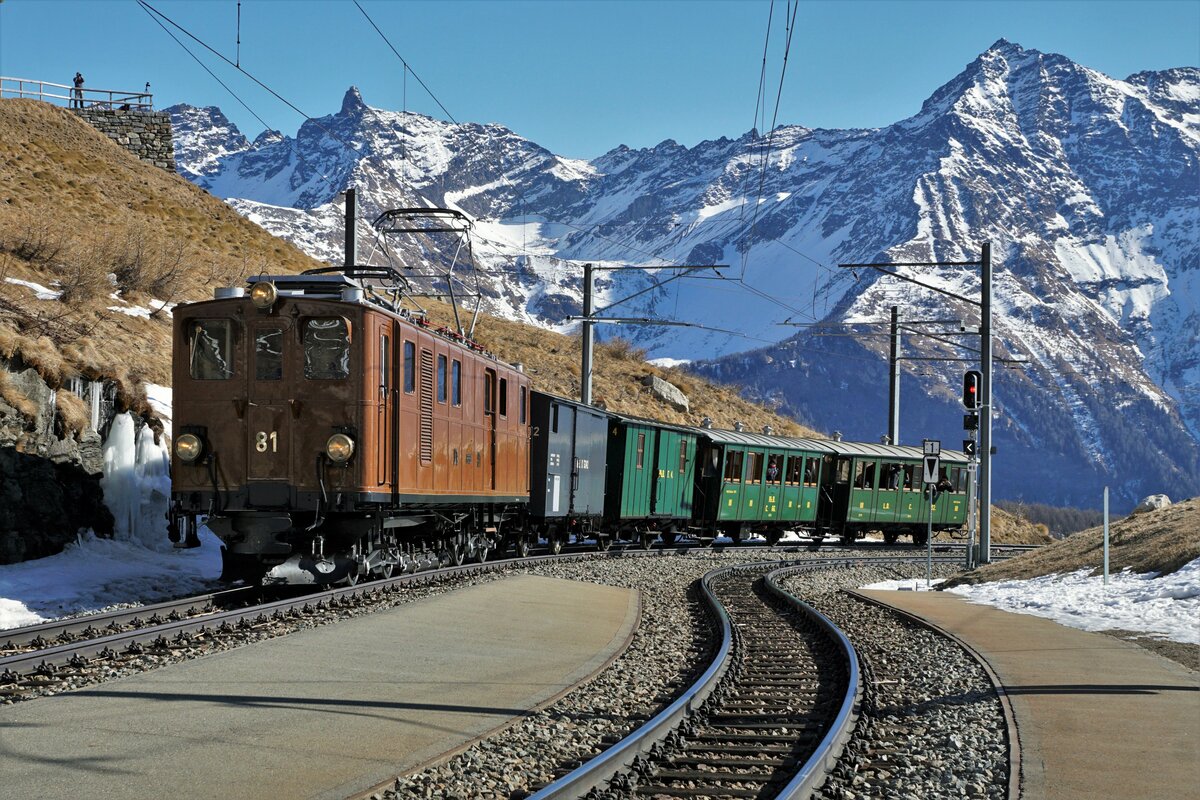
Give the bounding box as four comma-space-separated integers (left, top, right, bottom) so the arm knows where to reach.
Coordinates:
945, 497, 1200, 587
928, 503, 1053, 545
0, 98, 814, 435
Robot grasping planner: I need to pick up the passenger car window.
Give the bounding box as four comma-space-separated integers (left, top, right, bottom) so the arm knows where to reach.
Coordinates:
190, 319, 234, 380
723, 450, 744, 483
636, 433, 645, 469
303, 318, 349, 379
745, 451, 763, 484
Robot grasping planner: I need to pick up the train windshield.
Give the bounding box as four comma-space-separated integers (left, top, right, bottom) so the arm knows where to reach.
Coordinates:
303, 318, 350, 379
190, 319, 234, 380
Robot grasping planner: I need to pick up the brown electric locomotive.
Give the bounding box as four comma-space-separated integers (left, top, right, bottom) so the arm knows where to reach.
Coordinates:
169, 267, 530, 584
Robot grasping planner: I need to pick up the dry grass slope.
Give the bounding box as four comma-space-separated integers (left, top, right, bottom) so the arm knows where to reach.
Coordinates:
0, 98, 814, 435
946, 497, 1200, 586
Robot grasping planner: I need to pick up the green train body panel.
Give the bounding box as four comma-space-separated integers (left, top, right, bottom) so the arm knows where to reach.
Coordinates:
604, 419, 697, 523
841, 457, 969, 530
652, 428, 696, 518
715, 445, 823, 525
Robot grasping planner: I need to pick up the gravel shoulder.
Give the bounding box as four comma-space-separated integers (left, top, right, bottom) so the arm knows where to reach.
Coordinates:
784, 564, 1008, 800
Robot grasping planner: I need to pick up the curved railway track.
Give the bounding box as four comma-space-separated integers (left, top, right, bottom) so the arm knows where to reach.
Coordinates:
529, 556, 968, 800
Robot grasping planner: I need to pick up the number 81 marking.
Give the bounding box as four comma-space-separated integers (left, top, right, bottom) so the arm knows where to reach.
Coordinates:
255, 431, 278, 453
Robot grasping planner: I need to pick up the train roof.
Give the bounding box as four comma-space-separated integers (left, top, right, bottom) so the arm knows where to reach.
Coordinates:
684, 425, 968, 463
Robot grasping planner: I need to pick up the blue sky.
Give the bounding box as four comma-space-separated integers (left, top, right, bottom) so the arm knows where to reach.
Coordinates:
1, 0, 1197, 158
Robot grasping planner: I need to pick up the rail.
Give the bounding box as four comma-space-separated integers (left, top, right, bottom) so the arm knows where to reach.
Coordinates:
0, 76, 153, 110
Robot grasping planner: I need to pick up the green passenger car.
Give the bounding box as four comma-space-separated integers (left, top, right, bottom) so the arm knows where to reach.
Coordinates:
603, 414, 698, 544
689, 428, 970, 545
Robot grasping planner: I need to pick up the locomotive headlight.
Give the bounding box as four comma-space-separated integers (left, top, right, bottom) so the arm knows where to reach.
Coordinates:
175, 433, 204, 463
326, 433, 355, 463
250, 280, 278, 310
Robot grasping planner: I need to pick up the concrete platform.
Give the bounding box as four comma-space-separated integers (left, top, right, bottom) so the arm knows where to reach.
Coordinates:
857, 589, 1200, 800
0, 575, 639, 800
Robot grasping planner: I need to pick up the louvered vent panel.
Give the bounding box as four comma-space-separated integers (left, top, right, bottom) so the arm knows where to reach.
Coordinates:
419, 349, 434, 464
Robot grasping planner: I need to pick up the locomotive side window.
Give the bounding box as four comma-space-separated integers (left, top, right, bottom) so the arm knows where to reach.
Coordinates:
190, 319, 234, 380
499, 378, 508, 417
451, 359, 461, 406
254, 326, 282, 381
303, 318, 349, 379
379, 334, 389, 389
403, 341, 415, 393
723, 450, 744, 483
745, 451, 763, 484
437, 355, 447, 403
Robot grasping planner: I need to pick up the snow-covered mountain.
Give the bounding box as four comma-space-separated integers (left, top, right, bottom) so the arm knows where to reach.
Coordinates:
167, 39, 1200, 508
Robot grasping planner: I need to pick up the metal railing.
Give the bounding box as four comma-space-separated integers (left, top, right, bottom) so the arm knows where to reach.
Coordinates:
0, 76, 153, 110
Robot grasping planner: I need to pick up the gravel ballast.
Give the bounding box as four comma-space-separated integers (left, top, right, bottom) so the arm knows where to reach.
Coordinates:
782, 563, 1009, 800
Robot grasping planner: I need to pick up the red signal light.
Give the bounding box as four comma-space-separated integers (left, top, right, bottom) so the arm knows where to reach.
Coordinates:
963, 370, 982, 410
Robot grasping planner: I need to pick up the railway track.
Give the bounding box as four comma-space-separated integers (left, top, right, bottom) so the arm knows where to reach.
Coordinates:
0, 538, 1030, 689
529, 556, 967, 800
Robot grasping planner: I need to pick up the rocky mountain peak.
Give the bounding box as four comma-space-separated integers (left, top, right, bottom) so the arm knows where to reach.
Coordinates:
340, 85, 367, 117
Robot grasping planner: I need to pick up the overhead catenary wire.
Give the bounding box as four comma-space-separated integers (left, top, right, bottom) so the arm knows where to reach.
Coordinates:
137, 2, 275, 137
352, 0, 457, 124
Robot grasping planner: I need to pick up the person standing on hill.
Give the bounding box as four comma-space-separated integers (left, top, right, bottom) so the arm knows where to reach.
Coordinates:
71, 72, 84, 108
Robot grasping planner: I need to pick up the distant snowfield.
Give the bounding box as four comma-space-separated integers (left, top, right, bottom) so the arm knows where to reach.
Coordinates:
864, 559, 1200, 644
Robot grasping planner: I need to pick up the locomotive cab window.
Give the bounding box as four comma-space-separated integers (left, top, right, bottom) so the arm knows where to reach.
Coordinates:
499, 378, 508, 417
520, 386, 527, 424
254, 326, 283, 381
437, 355, 447, 403
190, 319, 235, 380
302, 318, 350, 380
451, 359, 461, 406
723, 450, 744, 483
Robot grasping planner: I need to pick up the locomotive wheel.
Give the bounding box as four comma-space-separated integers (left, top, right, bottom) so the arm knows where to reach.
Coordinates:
476, 540, 492, 563
549, 535, 563, 556
517, 537, 531, 558
450, 541, 466, 566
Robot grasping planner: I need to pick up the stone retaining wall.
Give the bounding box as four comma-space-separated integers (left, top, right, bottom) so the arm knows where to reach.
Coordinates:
74, 108, 175, 171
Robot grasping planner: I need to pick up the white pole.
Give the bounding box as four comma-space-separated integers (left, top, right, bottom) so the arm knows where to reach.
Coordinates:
1103, 487, 1110, 586
926, 483, 934, 589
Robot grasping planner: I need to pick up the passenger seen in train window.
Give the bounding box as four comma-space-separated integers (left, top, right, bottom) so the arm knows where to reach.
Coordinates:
766, 456, 780, 482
